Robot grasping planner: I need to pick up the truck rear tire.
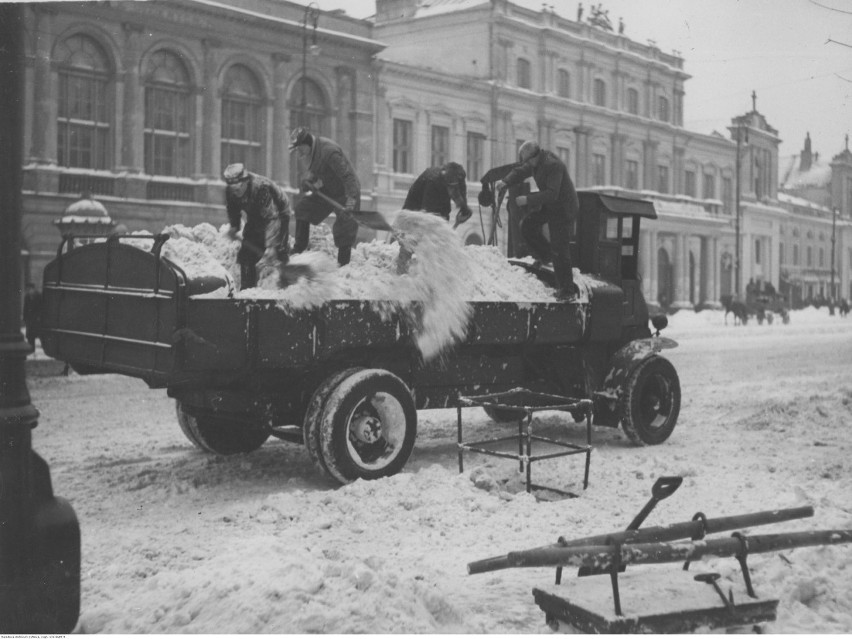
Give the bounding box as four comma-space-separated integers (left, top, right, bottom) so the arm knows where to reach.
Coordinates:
312, 369, 417, 484
175, 400, 270, 455
302, 368, 364, 480
619, 356, 680, 446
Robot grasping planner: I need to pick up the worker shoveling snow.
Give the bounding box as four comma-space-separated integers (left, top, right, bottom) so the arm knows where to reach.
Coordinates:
142, 212, 586, 360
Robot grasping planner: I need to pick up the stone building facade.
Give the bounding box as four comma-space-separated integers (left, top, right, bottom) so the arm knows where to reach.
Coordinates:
17, 0, 852, 307
19, 0, 381, 285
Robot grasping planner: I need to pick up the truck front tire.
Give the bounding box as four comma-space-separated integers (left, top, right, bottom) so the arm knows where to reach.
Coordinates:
175, 400, 270, 455
305, 368, 417, 484
619, 356, 680, 445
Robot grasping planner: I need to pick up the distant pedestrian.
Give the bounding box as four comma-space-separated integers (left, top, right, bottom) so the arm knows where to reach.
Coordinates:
23, 282, 43, 349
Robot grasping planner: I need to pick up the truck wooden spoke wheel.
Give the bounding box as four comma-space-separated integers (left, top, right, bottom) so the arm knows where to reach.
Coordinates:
308, 369, 417, 484
620, 357, 681, 446
175, 400, 270, 455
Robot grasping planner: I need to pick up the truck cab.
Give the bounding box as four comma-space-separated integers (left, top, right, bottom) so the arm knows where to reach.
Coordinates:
575, 191, 657, 331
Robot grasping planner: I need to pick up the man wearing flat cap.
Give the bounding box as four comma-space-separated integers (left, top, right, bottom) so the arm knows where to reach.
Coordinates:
222, 163, 291, 289
289, 127, 360, 266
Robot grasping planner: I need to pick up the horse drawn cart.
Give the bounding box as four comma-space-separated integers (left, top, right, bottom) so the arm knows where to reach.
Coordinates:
40, 192, 681, 485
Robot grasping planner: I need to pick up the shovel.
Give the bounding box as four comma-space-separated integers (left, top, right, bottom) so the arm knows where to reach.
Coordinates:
239, 237, 319, 287
304, 186, 395, 233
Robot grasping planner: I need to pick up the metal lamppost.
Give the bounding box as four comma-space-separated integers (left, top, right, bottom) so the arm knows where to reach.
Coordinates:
300, 3, 320, 128
734, 125, 745, 298
830, 206, 837, 313
0, 5, 80, 632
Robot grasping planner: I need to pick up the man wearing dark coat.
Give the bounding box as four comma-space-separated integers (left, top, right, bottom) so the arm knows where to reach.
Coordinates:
289, 127, 360, 266
403, 162, 473, 228
495, 140, 579, 298
223, 163, 291, 289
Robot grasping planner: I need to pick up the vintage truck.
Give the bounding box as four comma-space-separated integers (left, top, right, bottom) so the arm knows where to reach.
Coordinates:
40, 192, 680, 485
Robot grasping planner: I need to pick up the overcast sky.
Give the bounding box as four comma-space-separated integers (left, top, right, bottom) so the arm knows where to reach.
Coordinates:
303, 0, 852, 164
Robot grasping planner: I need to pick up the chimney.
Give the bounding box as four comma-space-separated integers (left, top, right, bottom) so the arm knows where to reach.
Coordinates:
800, 132, 812, 172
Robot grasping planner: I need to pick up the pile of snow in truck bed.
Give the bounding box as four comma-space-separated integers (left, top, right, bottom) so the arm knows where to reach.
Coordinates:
152, 215, 594, 359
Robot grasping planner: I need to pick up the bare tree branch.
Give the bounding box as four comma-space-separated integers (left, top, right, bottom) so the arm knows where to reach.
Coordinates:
809, 0, 852, 14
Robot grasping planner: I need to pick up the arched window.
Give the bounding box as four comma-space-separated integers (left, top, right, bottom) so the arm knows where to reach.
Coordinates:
56, 34, 112, 169
626, 87, 639, 115
144, 50, 192, 176
593, 79, 606, 107
221, 64, 264, 172
289, 77, 329, 185
557, 69, 570, 98
517, 58, 531, 89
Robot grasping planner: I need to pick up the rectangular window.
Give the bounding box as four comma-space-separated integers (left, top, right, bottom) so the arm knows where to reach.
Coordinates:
557, 147, 571, 174
392, 119, 412, 173
685, 170, 696, 197
466, 132, 485, 181
627, 88, 639, 115
593, 153, 606, 185
722, 177, 733, 214
431, 125, 449, 167
594, 79, 606, 107
793, 244, 799, 266
658, 96, 670, 122
819, 247, 825, 267
755, 239, 761, 265
557, 70, 570, 98
807, 246, 813, 267
703, 173, 715, 199
779, 243, 785, 265
657, 165, 669, 194
517, 58, 532, 89
626, 160, 639, 190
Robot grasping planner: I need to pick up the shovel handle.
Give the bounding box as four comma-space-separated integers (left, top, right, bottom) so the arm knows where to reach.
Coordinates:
305, 185, 346, 213
627, 476, 683, 531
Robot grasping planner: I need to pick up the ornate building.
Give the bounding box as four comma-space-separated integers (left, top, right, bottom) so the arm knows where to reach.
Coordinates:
20, 0, 381, 285
17, 0, 852, 307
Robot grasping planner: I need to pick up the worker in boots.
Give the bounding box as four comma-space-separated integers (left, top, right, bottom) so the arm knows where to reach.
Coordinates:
289, 127, 360, 266
495, 140, 579, 300
223, 163, 291, 289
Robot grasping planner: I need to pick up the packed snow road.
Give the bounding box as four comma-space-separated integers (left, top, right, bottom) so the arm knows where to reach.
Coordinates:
27, 307, 852, 633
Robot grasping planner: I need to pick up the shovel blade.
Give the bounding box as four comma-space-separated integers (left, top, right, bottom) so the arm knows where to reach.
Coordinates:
352, 210, 394, 232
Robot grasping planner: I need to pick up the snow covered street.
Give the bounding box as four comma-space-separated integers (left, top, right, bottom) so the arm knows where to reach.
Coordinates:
27, 306, 852, 633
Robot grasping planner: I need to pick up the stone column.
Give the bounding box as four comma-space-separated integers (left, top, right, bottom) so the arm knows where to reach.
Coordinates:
118, 22, 144, 174
199, 38, 221, 180
28, 5, 56, 165
640, 228, 652, 299
573, 126, 591, 187
672, 232, 692, 309
271, 53, 291, 182
649, 230, 658, 302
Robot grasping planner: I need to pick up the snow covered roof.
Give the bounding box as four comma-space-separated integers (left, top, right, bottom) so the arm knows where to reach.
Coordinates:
780, 154, 832, 190
414, 0, 488, 18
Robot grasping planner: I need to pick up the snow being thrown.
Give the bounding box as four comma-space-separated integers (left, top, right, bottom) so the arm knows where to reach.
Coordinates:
156, 212, 592, 360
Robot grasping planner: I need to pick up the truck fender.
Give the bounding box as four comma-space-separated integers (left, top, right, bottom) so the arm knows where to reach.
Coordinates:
594, 336, 678, 416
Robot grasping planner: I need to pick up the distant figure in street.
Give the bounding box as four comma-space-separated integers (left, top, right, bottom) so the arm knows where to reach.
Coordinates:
223, 163, 291, 289
23, 282, 43, 349
839, 298, 849, 318
495, 140, 579, 299
289, 127, 360, 266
